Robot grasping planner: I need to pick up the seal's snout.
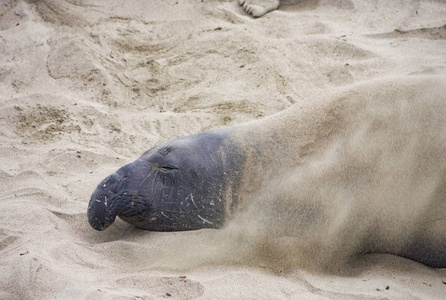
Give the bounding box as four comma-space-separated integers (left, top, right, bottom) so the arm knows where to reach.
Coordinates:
87, 174, 119, 231
88, 161, 156, 231
87, 195, 113, 231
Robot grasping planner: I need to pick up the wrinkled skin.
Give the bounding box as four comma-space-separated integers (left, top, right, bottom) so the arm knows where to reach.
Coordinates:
88, 129, 243, 231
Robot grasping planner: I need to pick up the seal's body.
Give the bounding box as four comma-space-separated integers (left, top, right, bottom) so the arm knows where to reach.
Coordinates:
88, 77, 446, 268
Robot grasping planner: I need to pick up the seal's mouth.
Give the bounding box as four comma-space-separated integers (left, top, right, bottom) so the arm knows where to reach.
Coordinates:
88, 215, 113, 231
88, 198, 116, 231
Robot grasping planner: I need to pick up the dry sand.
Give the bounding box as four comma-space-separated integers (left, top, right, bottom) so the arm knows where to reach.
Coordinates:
1, 0, 446, 299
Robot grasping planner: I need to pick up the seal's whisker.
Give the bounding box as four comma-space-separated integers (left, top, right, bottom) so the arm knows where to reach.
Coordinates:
161, 209, 180, 213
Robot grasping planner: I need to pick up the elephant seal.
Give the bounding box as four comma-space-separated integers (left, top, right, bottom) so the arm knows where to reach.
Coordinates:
88, 76, 446, 268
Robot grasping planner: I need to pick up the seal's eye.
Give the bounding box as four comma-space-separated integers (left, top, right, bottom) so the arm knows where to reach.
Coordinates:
158, 165, 178, 184
160, 164, 177, 171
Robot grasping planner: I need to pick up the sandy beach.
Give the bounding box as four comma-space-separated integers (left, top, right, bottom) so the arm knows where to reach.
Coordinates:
1, 0, 446, 299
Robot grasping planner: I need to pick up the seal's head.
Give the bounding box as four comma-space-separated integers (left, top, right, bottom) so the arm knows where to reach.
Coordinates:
88, 132, 234, 231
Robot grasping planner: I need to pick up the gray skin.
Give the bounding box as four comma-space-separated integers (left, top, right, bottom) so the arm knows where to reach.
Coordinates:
88, 128, 244, 231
